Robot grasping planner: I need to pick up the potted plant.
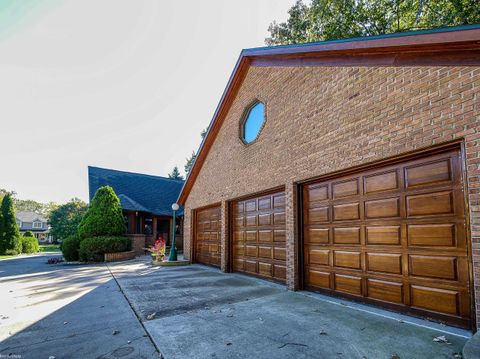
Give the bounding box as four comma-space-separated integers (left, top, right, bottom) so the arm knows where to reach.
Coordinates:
148, 237, 166, 264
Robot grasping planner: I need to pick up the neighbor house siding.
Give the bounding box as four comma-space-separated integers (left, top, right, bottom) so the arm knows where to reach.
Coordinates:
183, 65, 480, 324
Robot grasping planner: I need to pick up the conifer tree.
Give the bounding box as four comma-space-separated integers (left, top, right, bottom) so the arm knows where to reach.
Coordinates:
78, 186, 126, 239
0, 194, 21, 254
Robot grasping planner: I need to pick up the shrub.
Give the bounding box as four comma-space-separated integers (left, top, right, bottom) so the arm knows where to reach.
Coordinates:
23, 231, 34, 237
78, 186, 126, 239
61, 235, 80, 261
21, 236, 39, 254
79, 236, 130, 262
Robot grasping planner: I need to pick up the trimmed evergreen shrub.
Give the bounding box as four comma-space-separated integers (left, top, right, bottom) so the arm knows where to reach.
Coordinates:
79, 236, 131, 262
0, 194, 21, 255
78, 186, 126, 239
23, 231, 34, 237
61, 235, 80, 261
21, 236, 39, 254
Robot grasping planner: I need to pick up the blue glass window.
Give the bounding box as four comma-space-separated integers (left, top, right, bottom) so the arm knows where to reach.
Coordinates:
242, 101, 265, 144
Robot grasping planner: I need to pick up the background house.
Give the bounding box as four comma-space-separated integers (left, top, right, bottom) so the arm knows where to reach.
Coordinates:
88, 166, 184, 249
16, 211, 52, 243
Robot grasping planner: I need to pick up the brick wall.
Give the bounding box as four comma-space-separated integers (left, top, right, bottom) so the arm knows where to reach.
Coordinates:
127, 234, 146, 255
183, 66, 480, 325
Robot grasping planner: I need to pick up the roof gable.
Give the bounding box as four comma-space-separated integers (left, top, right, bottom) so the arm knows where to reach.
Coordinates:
88, 166, 184, 216
16, 211, 47, 223
177, 24, 480, 204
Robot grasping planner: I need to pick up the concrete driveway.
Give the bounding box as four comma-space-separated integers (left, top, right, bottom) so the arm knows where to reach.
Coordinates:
109, 258, 471, 359
0, 253, 158, 359
1, 254, 471, 359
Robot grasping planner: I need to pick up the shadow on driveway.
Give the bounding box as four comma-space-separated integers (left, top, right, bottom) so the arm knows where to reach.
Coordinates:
0, 254, 158, 359
109, 258, 469, 359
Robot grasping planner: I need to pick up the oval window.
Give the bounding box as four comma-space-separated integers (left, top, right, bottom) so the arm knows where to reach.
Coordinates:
241, 101, 265, 144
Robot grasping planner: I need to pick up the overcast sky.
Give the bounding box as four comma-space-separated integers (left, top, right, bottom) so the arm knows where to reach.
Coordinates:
0, 0, 294, 204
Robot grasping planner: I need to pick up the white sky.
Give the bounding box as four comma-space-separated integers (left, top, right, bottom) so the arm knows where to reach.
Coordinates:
0, 0, 294, 204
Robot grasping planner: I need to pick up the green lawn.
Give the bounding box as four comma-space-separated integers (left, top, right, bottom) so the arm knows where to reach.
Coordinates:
0, 254, 15, 259
40, 244, 61, 252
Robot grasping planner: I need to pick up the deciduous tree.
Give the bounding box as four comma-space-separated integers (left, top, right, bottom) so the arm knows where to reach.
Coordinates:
49, 198, 87, 241
266, 0, 480, 45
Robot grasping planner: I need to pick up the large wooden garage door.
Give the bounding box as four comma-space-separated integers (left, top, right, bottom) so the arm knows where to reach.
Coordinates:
232, 190, 287, 283
194, 205, 221, 267
303, 147, 472, 328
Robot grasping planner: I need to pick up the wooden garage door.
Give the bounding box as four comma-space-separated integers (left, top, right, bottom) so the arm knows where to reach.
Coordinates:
303, 147, 472, 328
232, 190, 287, 283
194, 205, 221, 267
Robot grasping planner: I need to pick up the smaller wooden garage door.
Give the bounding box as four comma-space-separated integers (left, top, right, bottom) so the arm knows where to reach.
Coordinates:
194, 205, 221, 267
302, 147, 472, 328
232, 190, 287, 283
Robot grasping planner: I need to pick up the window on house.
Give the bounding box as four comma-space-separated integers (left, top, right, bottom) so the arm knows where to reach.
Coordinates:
33, 221, 42, 229
241, 101, 265, 144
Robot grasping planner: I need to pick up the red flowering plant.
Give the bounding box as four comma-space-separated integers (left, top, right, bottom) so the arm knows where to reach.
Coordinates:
149, 237, 166, 261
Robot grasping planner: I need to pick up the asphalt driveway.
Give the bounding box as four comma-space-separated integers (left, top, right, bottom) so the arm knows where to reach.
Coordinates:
0, 253, 158, 359
109, 257, 471, 359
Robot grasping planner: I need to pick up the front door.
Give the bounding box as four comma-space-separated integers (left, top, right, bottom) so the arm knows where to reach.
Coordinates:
157, 219, 170, 245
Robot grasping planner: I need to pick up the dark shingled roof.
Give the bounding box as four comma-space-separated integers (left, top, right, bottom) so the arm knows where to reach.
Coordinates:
88, 166, 184, 216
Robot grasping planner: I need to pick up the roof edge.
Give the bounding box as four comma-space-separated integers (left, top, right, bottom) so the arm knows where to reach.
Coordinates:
177, 24, 480, 205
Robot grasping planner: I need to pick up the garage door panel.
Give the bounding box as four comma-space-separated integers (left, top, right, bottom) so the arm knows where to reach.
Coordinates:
405, 159, 452, 188
367, 253, 402, 274
233, 258, 244, 271
246, 215, 257, 226
194, 205, 221, 267
273, 194, 286, 208
406, 191, 454, 216
410, 285, 459, 315
303, 148, 472, 327
408, 224, 456, 247
305, 184, 329, 203
258, 246, 272, 259
258, 197, 271, 210
273, 212, 286, 225
409, 255, 457, 280
367, 279, 404, 304
273, 247, 286, 261
333, 178, 359, 198
245, 231, 257, 242
305, 228, 329, 244
308, 248, 330, 266
273, 265, 287, 281
258, 213, 271, 226
245, 260, 257, 273
366, 226, 400, 245
232, 190, 286, 283
234, 216, 244, 227
333, 203, 360, 221
273, 229, 286, 242
258, 230, 273, 242
307, 270, 331, 289
334, 251, 361, 269
308, 206, 329, 223
365, 198, 400, 218
334, 227, 360, 244
245, 200, 256, 212
364, 170, 399, 194
335, 274, 362, 295
259, 262, 272, 277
